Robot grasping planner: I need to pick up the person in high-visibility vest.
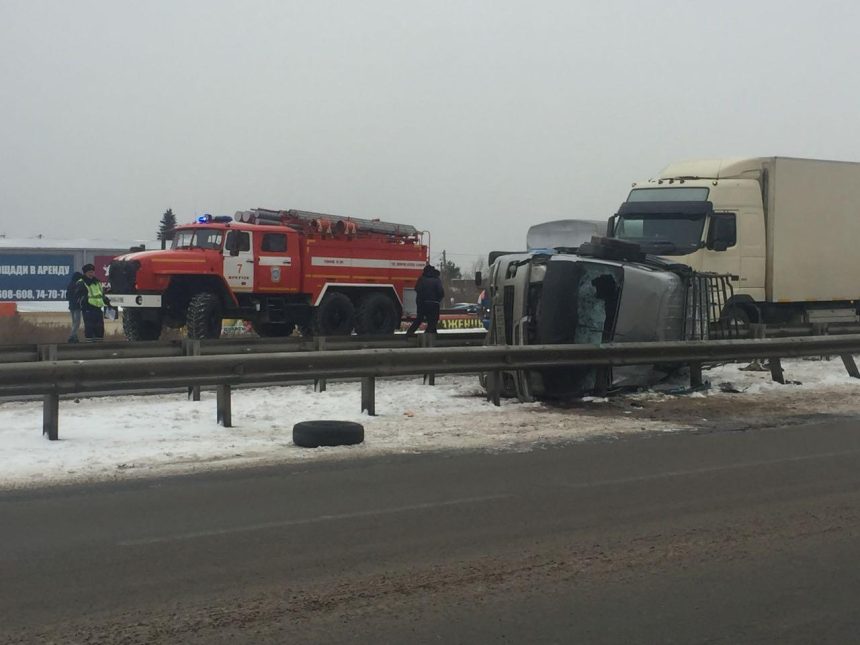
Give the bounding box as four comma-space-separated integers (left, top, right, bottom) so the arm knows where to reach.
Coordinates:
74, 263, 110, 342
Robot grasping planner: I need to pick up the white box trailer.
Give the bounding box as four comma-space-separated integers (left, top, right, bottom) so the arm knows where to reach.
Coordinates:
610, 156, 860, 324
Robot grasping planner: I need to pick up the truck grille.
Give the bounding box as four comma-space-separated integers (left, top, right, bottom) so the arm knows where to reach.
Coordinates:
108, 260, 140, 293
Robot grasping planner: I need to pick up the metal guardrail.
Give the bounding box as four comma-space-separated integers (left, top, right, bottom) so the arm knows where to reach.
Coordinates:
3, 334, 860, 441
0, 331, 488, 364
3, 323, 857, 363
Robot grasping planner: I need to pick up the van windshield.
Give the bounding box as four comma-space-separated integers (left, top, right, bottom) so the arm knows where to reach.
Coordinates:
172, 228, 224, 250
614, 214, 705, 255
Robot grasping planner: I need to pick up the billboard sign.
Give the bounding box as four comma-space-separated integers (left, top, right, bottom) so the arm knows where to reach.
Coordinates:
93, 254, 118, 282
0, 253, 75, 301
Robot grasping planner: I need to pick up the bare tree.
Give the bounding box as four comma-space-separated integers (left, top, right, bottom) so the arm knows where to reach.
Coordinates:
469, 256, 487, 279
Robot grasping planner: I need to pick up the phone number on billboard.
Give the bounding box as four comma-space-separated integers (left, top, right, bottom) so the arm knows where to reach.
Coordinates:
0, 289, 67, 300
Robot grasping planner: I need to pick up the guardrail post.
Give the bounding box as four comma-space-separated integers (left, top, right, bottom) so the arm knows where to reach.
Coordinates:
216, 384, 232, 427
38, 344, 60, 441
812, 323, 833, 361
769, 358, 785, 384
747, 323, 773, 375
314, 337, 327, 392
485, 371, 501, 407
39, 344, 58, 360
361, 376, 376, 415
841, 355, 860, 379
594, 367, 611, 396
43, 393, 60, 441
689, 362, 703, 388
183, 339, 202, 401
752, 324, 787, 383
421, 333, 436, 386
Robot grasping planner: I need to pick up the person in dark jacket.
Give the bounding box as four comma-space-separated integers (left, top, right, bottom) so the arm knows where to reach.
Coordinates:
406, 264, 444, 336
66, 271, 83, 343
74, 264, 109, 342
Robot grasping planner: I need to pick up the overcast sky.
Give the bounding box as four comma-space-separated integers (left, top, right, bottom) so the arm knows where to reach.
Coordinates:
1, 0, 858, 268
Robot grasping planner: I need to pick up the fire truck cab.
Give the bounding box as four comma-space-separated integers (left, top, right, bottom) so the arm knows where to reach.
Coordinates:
108, 209, 429, 340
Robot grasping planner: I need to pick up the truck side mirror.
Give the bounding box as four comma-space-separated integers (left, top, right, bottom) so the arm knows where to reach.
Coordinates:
607, 215, 618, 237
225, 232, 240, 256
475, 271, 482, 287
707, 213, 736, 252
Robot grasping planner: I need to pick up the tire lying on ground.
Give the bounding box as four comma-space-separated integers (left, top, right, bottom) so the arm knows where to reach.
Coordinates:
293, 420, 365, 448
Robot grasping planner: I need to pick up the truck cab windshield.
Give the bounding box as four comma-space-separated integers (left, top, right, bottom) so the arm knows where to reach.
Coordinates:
172, 228, 224, 250
614, 214, 705, 255
627, 187, 709, 202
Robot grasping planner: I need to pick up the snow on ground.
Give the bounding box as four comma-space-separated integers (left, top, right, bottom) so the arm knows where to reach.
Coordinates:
2, 357, 860, 490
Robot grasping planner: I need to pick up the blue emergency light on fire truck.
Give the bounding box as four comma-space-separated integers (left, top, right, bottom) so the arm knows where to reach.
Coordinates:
196, 214, 233, 224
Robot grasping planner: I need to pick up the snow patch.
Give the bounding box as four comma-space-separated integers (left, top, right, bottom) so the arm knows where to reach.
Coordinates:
1, 357, 859, 490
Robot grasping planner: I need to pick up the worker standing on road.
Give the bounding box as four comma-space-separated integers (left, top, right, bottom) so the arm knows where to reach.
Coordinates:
406, 264, 444, 336
65, 271, 83, 343
75, 264, 109, 342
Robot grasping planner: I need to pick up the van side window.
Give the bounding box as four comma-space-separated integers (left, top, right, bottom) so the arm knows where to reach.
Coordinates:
708, 213, 736, 251
261, 233, 287, 253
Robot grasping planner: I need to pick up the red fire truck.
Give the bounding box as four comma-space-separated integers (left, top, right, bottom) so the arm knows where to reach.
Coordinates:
108, 209, 429, 340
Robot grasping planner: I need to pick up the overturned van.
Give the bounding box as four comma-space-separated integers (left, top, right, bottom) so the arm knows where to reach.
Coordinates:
483, 238, 734, 401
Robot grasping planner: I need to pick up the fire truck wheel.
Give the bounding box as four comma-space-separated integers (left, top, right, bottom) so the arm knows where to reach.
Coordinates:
313, 292, 355, 336
251, 321, 295, 337
292, 420, 364, 448
355, 293, 399, 335
186, 292, 223, 339
122, 309, 162, 341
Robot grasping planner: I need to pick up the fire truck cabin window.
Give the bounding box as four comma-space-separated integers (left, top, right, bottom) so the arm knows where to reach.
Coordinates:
173, 228, 223, 250
226, 230, 251, 252
261, 233, 287, 252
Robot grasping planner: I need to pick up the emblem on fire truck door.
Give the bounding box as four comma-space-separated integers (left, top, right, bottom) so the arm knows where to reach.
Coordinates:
271, 267, 281, 282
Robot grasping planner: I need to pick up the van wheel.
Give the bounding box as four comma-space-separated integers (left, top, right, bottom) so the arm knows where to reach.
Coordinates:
186, 292, 223, 339
313, 292, 355, 336
293, 420, 365, 447
355, 293, 399, 335
122, 309, 163, 341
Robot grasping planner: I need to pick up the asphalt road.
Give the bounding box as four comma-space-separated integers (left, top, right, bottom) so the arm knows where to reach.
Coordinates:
3, 419, 860, 644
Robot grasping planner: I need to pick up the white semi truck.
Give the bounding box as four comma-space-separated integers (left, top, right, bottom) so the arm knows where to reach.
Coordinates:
609, 157, 860, 325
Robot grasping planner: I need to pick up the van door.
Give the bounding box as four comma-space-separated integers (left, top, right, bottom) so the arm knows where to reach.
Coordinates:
223, 230, 254, 292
